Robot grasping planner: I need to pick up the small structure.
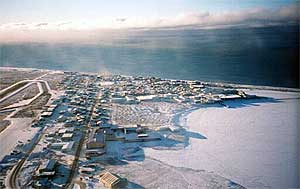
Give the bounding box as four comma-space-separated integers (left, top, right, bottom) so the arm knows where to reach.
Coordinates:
41, 111, 53, 117
57, 115, 67, 122
136, 95, 157, 102
220, 94, 241, 100
62, 141, 74, 152
58, 128, 67, 136
137, 133, 148, 138
49, 142, 65, 150
111, 97, 126, 104
100, 171, 127, 188
103, 129, 116, 141
65, 128, 75, 133
62, 133, 73, 141
36, 159, 57, 177
85, 149, 106, 158
125, 132, 161, 142
45, 137, 55, 142
100, 122, 112, 128
47, 131, 56, 137
86, 129, 105, 149
136, 124, 146, 134
125, 96, 138, 104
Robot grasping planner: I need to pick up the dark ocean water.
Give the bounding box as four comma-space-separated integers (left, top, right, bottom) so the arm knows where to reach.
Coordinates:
0, 25, 299, 88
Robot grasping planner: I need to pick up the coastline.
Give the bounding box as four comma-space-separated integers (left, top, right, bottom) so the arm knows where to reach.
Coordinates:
1, 66, 299, 92
144, 89, 300, 189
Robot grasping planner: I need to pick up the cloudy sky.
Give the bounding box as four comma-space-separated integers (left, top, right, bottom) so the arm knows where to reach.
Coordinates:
0, 0, 299, 42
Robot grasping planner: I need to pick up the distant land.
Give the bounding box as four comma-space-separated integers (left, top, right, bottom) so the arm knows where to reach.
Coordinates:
0, 25, 299, 88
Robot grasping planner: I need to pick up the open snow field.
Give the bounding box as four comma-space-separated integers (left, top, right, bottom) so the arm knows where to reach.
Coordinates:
0, 117, 38, 160
144, 90, 300, 189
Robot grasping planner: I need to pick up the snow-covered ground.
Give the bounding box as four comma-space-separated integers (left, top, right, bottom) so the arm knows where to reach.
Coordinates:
0, 117, 38, 160
0, 85, 63, 161
144, 90, 300, 189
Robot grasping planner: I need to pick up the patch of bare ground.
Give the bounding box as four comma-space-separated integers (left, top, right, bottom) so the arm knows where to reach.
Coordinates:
41, 72, 65, 90
0, 83, 39, 109
0, 120, 11, 133
0, 69, 47, 90
0, 112, 10, 133
0, 81, 27, 99
0, 112, 9, 120
12, 92, 51, 118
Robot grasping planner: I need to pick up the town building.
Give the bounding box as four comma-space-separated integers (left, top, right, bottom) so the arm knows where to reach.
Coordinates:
100, 171, 127, 188
86, 129, 105, 149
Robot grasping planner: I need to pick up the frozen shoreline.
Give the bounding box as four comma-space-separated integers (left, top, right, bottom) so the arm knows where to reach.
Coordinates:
144, 89, 300, 189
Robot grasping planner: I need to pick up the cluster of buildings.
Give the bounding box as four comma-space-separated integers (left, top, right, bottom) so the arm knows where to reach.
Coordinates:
28, 73, 99, 188
6, 72, 256, 189
98, 75, 252, 105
